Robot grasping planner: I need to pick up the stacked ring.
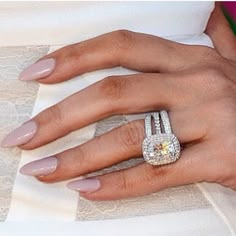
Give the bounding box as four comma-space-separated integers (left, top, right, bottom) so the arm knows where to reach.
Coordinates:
142, 111, 181, 166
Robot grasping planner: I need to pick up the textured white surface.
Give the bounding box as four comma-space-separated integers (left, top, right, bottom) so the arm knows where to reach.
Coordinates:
0, 209, 232, 236
0, 46, 49, 221
6, 46, 98, 221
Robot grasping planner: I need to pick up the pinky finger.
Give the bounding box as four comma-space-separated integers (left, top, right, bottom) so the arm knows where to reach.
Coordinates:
67, 144, 208, 201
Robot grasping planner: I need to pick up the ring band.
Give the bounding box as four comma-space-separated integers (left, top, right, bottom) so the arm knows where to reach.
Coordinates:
142, 111, 181, 166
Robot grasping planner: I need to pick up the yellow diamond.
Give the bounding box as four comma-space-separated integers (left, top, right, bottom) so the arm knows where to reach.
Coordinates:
154, 141, 172, 156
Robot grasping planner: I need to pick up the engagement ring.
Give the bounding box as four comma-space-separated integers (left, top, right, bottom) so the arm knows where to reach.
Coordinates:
142, 111, 181, 166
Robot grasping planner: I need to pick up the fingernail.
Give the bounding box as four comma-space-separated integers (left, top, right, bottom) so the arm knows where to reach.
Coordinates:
67, 178, 101, 192
0, 121, 37, 148
19, 58, 55, 81
20, 156, 58, 176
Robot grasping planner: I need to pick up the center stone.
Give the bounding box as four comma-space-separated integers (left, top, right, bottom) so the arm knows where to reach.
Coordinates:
142, 133, 180, 165
154, 140, 175, 157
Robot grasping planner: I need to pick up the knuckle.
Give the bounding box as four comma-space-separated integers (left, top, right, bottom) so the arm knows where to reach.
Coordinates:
198, 46, 220, 60
118, 121, 144, 150
100, 76, 127, 101
40, 104, 63, 125
116, 171, 130, 191
61, 44, 78, 58
194, 46, 222, 68
61, 43, 88, 65
111, 30, 135, 52
199, 67, 230, 93
74, 146, 86, 164
72, 146, 89, 173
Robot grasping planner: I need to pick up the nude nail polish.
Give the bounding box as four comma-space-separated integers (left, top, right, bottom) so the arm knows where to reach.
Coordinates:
0, 121, 37, 148
20, 157, 58, 176
19, 58, 55, 81
67, 178, 101, 192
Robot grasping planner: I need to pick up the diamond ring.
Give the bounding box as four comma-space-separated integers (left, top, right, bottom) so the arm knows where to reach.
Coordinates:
142, 111, 181, 166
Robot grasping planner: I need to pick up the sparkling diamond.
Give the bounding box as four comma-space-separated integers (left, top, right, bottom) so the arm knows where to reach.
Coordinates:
142, 134, 180, 165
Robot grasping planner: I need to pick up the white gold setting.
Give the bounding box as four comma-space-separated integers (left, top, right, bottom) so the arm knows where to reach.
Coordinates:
142, 111, 181, 166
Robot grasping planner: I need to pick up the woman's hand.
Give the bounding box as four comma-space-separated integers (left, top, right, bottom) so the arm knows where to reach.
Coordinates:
1, 4, 236, 200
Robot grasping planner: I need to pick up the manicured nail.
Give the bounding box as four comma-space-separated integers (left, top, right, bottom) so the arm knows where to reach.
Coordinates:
0, 121, 37, 148
19, 58, 55, 81
20, 156, 58, 176
67, 178, 101, 192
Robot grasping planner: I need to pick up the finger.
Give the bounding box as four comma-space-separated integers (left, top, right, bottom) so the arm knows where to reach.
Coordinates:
4, 70, 209, 150
20, 113, 205, 183
205, 3, 236, 61
68, 144, 210, 201
21, 120, 145, 182
21, 30, 208, 84
12, 71, 207, 150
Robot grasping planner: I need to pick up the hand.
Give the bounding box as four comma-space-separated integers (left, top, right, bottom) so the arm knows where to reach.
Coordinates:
1, 4, 236, 200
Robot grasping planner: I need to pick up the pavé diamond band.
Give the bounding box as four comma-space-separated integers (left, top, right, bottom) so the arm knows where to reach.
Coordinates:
142, 111, 181, 166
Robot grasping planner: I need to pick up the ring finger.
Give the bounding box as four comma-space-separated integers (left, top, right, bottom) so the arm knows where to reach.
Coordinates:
20, 107, 205, 183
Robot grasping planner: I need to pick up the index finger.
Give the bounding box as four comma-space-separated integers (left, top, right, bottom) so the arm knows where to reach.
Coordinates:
19, 30, 211, 84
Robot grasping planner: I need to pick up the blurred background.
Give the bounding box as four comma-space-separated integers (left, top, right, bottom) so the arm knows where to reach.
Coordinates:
222, 1, 236, 34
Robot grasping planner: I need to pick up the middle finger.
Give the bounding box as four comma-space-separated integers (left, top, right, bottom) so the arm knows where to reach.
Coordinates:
1, 71, 202, 150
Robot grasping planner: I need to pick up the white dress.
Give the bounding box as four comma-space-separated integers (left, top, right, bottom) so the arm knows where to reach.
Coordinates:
0, 2, 235, 236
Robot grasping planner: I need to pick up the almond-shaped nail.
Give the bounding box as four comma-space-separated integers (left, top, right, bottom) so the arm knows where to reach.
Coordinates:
67, 178, 101, 192
0, 121, 37, 148
19, 58, 55, 81
20, 157, 58, 176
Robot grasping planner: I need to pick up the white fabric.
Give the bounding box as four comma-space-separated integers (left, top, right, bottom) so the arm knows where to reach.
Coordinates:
0, 46, 48, 221
0, 2, 214, 46
1, 1, 236, 235
199, 183, 236, 235
1, 209, 232, 236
